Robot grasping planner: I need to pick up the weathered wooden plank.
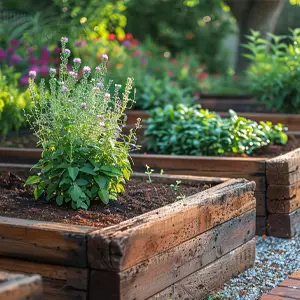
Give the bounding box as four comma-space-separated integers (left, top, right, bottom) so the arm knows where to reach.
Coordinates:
89, 209, 255, 300
0, 217, 95, 267
267, 195, 300, 214
290, 270, 300, 281
256, 192, 266, 216
267, 169, 300, 185
268, 207, 300, 238
88, 179, 256, 271
148, 238, 255, 300
280, 278, 300, 289
0, 257, 88, 290
131, 153, 266, 174
256, 216, 267, 236
267, 148, 300, 174
267, 181, 300, 200
261, 295, 294, 300
0, 271, 42, 300
269, 287, 300, 299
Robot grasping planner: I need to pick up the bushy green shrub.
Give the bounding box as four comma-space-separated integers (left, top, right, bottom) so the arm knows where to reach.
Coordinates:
0, 66, 31, 135
145, 104, 288, 156
25, 37, 140, 209
244, 29, 300, 113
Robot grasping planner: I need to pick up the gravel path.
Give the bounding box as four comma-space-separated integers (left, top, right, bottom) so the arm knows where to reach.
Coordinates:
209, 235, 300, 299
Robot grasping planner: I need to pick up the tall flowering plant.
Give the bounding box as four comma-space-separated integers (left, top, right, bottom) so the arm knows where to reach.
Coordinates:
25, 37, 140, 209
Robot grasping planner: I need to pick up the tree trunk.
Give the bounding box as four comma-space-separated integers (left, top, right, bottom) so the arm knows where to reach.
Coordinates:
225, 0, 285, 72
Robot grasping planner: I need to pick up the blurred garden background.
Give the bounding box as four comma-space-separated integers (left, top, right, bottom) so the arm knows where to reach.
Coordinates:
0, 0, 300, 137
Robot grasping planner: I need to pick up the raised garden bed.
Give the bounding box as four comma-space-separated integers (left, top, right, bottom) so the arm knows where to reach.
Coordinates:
0, 169, 256, 299
126, 110, 300, 133
1, 146, 300, 238
198, 94, 269, 113
0, 271, 42, 299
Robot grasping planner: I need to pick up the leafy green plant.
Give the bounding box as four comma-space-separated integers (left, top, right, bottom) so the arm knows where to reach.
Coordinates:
145, 104, 288, 156
25, 37, 140, 209
0, 66, 31, 136
145, 164, 154, 183
170, 180, 181, 191
244, 29, 300, 113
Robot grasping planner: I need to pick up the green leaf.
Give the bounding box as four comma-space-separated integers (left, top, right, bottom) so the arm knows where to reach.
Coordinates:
56, 195, 64, 206
76, 178, 89, 186
42, 163, 53, 174
24, 175, 41, 186
98, 189, 109, 205
80, 165, 97, 175
69, 184, 83, 202
31, 160, 44, 169
47, 182, 58, 195
94, 175, 108, 189
34, 181, 46, 200
91, 185, 98, 197
99, 166, 122, 176
68, 167, 79, 181
80, 202, 89, 210
59, 177, 72, 187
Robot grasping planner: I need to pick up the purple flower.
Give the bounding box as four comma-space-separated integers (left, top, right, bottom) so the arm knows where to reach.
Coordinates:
75, 39, 87, 48
40, 65, 48, 75
95, 66, 101, 71
69, 71, 77, 78
73, 58, 81, 64
30, 65, 40, 72
64, 49, 71, 55
27, 47, 35, 54
62, 86, 68, 92
0, 48, 6, 60
141, 57, 147, 64
99, 121, 105, 126
29, 70, 37, 79
97, 82, 103, 87
123, 40, 131, 48
61, 37, 68, 42
10, 54, 22, 64
28, 56, 38, 65
54, 47, 61, 54
10, 38, 19, 47
101, 54, 108, 61
93, 87, 100, 92
41, 47, 50, 61
83, 66, 91, 73
81, 103, 87, 109
7, 47, 15, 54
20, 76, 29, 86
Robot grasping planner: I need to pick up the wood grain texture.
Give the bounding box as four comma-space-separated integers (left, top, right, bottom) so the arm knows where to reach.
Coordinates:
88, 179, 256, 271
267, 195, 300, 214
256, 192, 266, 216
267, 169, 300, 185
267, 181, 300, 200
268, 207, 300, 238
268, 287, 300, 299
0, 257, 88, 290
148, 238, 255, 300
0, 271, 42, 300
89, 209, 255, 300
280, 278, 300, 289
290, 270, 300, 281
256, 216, 267, 236
0, 216, 95, 267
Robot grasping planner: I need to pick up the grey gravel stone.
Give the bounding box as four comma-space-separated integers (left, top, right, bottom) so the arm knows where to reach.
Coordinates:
209, 236, 300, 299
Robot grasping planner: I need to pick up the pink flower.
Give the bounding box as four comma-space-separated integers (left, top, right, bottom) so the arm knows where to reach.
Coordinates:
101, 54, 108, 61
28, 56, 38, 65
10, 38, 19, 47
97, 82, 103, 87
69, 71, 77, 78
75, 39, 87, 48
62, 86, 68, 92
109, 33, 116, 40
64, 49, 71, 55
133, 50, 142, 57
105, 93, 110, 99
29, 70, 37, 79
49, 68, 56, 75
0, 48, 6, 60
61, 37, 68, 42
126, 33, 133, 40
73, 58, 81, 64
83, 66, 91, 73
99, 121, 105, 126
81, 103, 87, 109
95, 66, 101, 71
53, 58, 60, 64
54, 47, 61, 54
30, 65, 40, 72
27, 47, 35, 54
7, 47, 15, 54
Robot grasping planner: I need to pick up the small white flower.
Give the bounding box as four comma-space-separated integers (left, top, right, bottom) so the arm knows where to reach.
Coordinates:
105, 93, 110, 99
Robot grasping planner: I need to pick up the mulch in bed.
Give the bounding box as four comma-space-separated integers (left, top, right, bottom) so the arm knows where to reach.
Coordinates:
0, 172, 209, 229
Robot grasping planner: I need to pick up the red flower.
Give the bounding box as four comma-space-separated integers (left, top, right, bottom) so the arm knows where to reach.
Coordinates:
132, 39, 139, 46
199, 72, 209, 81
170, 58, 176, 63
126, 33, 133, 40
109, 33, 116, 41
168, 71, 174, 76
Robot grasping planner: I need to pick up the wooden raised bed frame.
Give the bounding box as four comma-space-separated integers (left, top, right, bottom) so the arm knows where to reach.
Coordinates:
0, 169, 256, 300
0, 271, 42, 299
1, 146, 300, 237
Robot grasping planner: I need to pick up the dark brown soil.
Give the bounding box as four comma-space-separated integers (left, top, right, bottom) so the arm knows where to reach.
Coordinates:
0, 172, 209, 229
